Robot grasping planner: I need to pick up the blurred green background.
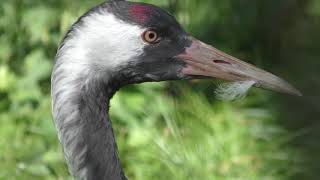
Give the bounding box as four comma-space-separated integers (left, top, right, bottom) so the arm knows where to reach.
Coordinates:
0, 0, 319, 179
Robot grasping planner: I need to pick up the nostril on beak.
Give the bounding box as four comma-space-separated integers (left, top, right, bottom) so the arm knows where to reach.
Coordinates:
213, 60, 231, 65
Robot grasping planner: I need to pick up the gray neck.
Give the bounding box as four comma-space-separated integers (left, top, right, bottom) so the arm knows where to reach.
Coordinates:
50, 7, 141, 178
51, 69, 127, 180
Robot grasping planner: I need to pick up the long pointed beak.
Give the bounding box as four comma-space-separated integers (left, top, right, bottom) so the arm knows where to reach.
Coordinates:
177, 37, 302, 96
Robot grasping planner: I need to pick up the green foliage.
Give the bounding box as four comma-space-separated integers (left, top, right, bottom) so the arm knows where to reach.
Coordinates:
1, 0, 317, 179
111, 85, 300, 180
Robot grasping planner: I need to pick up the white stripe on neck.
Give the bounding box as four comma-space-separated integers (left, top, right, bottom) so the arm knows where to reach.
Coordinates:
51, 10, 146, 179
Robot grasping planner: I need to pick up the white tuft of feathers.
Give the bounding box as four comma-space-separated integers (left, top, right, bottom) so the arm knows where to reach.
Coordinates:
215, 80, 256, 101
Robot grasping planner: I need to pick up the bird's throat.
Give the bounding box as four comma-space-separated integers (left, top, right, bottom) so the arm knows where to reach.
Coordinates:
52, 74, 126, 180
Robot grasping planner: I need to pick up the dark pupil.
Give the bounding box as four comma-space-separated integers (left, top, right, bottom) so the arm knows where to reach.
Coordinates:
149, 32, 155, 39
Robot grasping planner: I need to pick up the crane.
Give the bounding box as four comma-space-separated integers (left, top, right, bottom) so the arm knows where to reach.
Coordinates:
51, 0, 301, 179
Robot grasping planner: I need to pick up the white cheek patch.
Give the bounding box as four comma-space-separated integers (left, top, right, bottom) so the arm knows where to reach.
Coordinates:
215, 80, 256, 101
71, 11, 147, 70
51, 11, 149, 178
52, 10, 148, 122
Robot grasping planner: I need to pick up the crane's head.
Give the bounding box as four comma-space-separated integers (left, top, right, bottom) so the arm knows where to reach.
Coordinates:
58, 0, 301, 96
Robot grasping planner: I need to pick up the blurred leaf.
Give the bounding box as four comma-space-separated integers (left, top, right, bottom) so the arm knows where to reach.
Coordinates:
0, 65, 16, 91
22, 6, 58, 44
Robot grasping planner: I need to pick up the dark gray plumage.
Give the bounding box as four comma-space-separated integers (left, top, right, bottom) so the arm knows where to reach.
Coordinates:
52, 1, 189, 179
51, 1, 301, 180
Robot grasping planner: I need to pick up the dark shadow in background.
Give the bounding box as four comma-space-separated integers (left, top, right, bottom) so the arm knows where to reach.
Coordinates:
172, 0, 320, 179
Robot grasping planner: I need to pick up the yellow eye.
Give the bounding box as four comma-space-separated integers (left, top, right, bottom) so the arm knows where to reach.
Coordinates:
142, 29, 159, 44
